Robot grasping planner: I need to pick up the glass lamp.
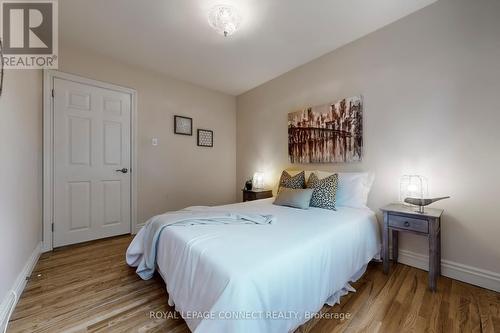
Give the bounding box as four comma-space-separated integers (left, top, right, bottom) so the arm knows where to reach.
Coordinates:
253, 172, 265, 190
400, 175, 428, 203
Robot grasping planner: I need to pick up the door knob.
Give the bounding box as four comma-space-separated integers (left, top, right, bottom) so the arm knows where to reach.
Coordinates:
115, 168, 128, 173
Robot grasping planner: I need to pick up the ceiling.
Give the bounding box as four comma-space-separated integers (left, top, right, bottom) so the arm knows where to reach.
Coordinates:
60, 0, 437, 95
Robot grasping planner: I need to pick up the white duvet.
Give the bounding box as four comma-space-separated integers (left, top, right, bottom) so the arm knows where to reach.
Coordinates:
128, 198, 381, 333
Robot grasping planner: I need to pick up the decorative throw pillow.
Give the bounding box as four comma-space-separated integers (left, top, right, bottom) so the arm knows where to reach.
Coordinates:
278, 170, 306, 192
314, 171, 374, 208
273, 188, 314, 210
306, 173, 338, 210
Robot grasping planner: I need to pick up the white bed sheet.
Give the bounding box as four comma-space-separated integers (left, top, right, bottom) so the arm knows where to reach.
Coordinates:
153, 198, 381, 333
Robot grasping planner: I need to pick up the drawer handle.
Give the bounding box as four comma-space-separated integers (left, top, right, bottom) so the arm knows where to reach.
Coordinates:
404, 221, 410, 227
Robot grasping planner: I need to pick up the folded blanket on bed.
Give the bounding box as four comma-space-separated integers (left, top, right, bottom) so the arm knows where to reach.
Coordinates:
126, 208, 275, 280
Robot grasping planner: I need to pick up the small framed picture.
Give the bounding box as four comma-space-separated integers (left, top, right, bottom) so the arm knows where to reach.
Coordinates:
197, 129, 213, 147
174, 115, 193, 136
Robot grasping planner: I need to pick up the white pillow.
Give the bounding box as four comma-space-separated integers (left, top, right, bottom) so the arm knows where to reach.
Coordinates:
314, 171, 374, 208
284, 169, 374, 208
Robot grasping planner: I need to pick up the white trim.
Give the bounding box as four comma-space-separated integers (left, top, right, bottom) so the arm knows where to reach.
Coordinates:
43, 70, 138, 250
393, 248, 500, 292
0, 242, 42, 333
130, 90, 139, 235
42, 70, 53, 252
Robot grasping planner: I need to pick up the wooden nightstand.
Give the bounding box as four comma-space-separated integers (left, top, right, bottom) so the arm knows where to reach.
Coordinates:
380, 204, 444, 291
242, 189, 273, 202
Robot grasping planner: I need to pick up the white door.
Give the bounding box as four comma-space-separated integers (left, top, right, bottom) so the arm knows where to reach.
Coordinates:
53, 78, 131, 247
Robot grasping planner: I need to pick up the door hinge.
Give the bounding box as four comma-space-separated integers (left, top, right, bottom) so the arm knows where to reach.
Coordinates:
51, 89, 54, 98
51, 223, 54, 232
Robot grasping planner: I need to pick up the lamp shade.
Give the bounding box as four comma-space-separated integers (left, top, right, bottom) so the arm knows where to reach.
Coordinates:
253, 172, 265, 190
400, 175, 428, 202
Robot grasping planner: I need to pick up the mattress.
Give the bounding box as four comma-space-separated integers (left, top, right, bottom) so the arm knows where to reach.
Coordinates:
149, 198, 381, 333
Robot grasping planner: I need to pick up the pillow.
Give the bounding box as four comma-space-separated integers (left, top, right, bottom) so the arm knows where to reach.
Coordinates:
314, 171, 374, 208
278, 170, 306, 191
286, 169, 313, 181
306, 173, 338, 210
273, 188, 314, 210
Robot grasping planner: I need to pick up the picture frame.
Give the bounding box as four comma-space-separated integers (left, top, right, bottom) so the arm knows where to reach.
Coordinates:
288, 95, 363, 163
197, 129, 214, 147
174, 115, 193, 136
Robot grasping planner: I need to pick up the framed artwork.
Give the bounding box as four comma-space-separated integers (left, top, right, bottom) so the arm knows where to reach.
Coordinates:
174, 115, 193, 135
288, 95, 363, 163
197, 129, 213, 147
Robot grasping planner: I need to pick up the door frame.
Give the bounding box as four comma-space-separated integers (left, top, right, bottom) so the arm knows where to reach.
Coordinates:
43, 70, 138, 252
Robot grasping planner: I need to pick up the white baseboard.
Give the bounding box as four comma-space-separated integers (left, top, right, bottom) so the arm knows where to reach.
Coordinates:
41, 242, 52, 253
395, 248, 500, 292
0, 242, 42, 332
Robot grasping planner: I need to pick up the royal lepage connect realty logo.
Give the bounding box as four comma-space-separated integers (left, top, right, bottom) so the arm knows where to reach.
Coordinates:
0, 0, 58, 69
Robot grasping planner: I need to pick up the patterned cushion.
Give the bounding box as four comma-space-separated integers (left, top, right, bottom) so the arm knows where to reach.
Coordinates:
278, 171, 306, 192
306, 173, 338, 210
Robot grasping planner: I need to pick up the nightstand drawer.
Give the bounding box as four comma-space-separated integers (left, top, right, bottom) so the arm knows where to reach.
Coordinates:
388, 214, 428, 233
242, 189, 273, 202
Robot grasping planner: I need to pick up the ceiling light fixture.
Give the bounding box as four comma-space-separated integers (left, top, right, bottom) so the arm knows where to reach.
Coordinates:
208, 5, 242, 37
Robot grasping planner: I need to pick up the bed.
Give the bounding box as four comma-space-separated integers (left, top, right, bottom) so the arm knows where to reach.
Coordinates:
128, 197, 381, 333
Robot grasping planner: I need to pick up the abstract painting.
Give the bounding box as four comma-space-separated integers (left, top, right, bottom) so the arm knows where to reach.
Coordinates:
288, 96, 363, 163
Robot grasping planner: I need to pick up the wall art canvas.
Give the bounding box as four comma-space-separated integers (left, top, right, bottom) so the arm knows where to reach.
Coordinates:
288, 96, 363, 163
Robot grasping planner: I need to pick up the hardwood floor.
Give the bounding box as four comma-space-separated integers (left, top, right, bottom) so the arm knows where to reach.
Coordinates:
7, 235, 500, 333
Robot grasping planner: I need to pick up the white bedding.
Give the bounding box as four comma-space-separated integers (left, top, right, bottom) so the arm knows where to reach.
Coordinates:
136, 198, 381, 333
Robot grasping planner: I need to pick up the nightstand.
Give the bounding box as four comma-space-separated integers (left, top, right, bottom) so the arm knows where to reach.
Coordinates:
242, 189, 273, 202
380, 204, 444, 291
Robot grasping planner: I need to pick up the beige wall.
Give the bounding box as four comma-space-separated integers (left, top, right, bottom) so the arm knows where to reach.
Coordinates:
59, 46, 237, 225
0, 70, 43, 301
237, 0, 500, 274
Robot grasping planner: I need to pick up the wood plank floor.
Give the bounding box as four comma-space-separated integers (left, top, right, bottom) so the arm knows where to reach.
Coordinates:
7, 235, 500, 333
